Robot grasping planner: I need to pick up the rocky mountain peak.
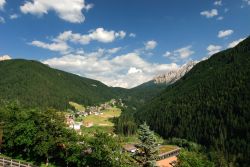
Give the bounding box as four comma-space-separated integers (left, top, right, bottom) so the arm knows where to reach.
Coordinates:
153, 61, 198, 84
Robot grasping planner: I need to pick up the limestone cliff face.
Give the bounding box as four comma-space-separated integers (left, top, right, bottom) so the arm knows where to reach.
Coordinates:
154, 61, 198, 84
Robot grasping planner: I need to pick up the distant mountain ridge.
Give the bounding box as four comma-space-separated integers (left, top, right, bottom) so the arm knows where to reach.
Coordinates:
153, 61, 198, 85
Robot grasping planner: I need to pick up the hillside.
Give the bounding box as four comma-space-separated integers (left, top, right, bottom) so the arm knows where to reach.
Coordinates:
0, 59, 122, 109
135, 37, 250, 166
123, 61, 198, 108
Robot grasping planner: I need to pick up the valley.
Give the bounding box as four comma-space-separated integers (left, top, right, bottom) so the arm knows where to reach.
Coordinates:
0, 35, 249, 167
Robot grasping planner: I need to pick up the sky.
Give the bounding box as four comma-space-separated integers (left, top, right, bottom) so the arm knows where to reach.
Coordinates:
0, 0, 250, 88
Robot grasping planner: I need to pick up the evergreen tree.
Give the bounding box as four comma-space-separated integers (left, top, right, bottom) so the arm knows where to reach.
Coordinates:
137, 122, 159, 167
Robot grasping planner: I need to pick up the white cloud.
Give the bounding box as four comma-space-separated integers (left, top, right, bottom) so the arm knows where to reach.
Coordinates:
43, 52, 179, 88
200, 9, 218, 18
217, 16, 224, 20
175, 46, 194, 59
30, 40, 69, 53
0, 55, 11, 61
10, 14, 19, 19
227, 38, 245, 48
30, 28, 126, 53
218, 29, 234, 38
20, 0, 92, 23
107, 47, 122, 54
85, 3, 94, 11
127, 67, 142, 74
163, 51, 171, 57
0, 16, 5, 23
129, 33, 136, 38
0, 0, 5, 10
207, 45, 222, 55
243, 0, 250, 5
214, 0, 222, 6
115, 31, 126, 39
164, 46, 195, 62
56, 28, 126, 44
145, 40, 157, 50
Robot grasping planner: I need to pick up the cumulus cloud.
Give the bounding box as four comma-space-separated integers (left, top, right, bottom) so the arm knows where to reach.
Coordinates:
0, 16, 4, 23
43, 52, 179, 88
200, 9, 218, 18
145, 40, 157, 50
164, 45, 195, 62
107, 47, 122, 54
56, 28, 126, 44
127, 67, 142, 74
0, 0, 5, 10
20, 0, 92, 23
30, 40, 70, 53
30, 28, 126, 53
227, 38, 245, 48
214, 0, 222, 6
218, 29, 234, 38
10, 14, 19, 19
129, 33, 136, 38
0, 55, 11, 61
207, 45, 222, 55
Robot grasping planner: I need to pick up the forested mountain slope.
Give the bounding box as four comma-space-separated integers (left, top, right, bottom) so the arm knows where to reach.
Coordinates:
0, 59, 121, 109
135, 37, 250, 166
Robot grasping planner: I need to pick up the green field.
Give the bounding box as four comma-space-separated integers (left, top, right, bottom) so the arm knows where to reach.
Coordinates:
69, 101, 85, 112
82, 107, 121, 127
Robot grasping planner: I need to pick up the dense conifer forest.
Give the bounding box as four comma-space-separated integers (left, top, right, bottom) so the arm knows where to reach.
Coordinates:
134, 37, 250, 166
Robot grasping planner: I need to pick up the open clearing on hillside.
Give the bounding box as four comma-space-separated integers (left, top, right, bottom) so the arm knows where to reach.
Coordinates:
69, 101, 85, 111
82, 107, 121, 127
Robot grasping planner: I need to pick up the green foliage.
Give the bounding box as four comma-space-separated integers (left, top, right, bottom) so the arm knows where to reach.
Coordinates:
87, 132, 136, 167
137, 123, 159, 167
135, 37, 250, 166
166, 138, 203, 152
1, 103, 85, 166
113, 107, 137, 136
177, 150, 215, 167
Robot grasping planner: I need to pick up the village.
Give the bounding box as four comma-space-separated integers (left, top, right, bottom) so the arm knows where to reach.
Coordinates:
64, 99, 180, 167
65, 98, 124, 131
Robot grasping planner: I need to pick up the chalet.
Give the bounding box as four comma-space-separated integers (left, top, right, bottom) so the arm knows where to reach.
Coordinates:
156, 147, 180, 167
69, 122, 82, 130
122, 144, 137, 153
122, 144, 180, 167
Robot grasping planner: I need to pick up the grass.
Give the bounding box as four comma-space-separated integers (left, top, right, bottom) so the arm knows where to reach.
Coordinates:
82, 107, 121, 127
82, 126, 114, 136
159, 145, 179, 154
69, 101, 85, 112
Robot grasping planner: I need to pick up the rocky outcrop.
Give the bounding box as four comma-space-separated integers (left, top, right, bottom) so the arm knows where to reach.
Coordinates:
154, 61, 198, 84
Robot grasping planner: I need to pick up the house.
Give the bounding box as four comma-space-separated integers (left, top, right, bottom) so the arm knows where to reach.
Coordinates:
123, 144, 180, 167
69, 122, 82, 130
156, 146, 180, 167
122, 144, 138, 153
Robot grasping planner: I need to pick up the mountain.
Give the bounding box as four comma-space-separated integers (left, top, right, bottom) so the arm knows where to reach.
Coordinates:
135, 37, 250, 166
153, 61, 198, 85
121, 61, 198, 108
0, 59, 123, 109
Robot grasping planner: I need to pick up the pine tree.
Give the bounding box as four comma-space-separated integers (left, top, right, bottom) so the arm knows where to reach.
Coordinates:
137, 122, 159, 167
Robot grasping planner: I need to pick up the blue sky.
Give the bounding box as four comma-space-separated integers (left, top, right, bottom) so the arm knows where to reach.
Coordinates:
0, 0, 250, 88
